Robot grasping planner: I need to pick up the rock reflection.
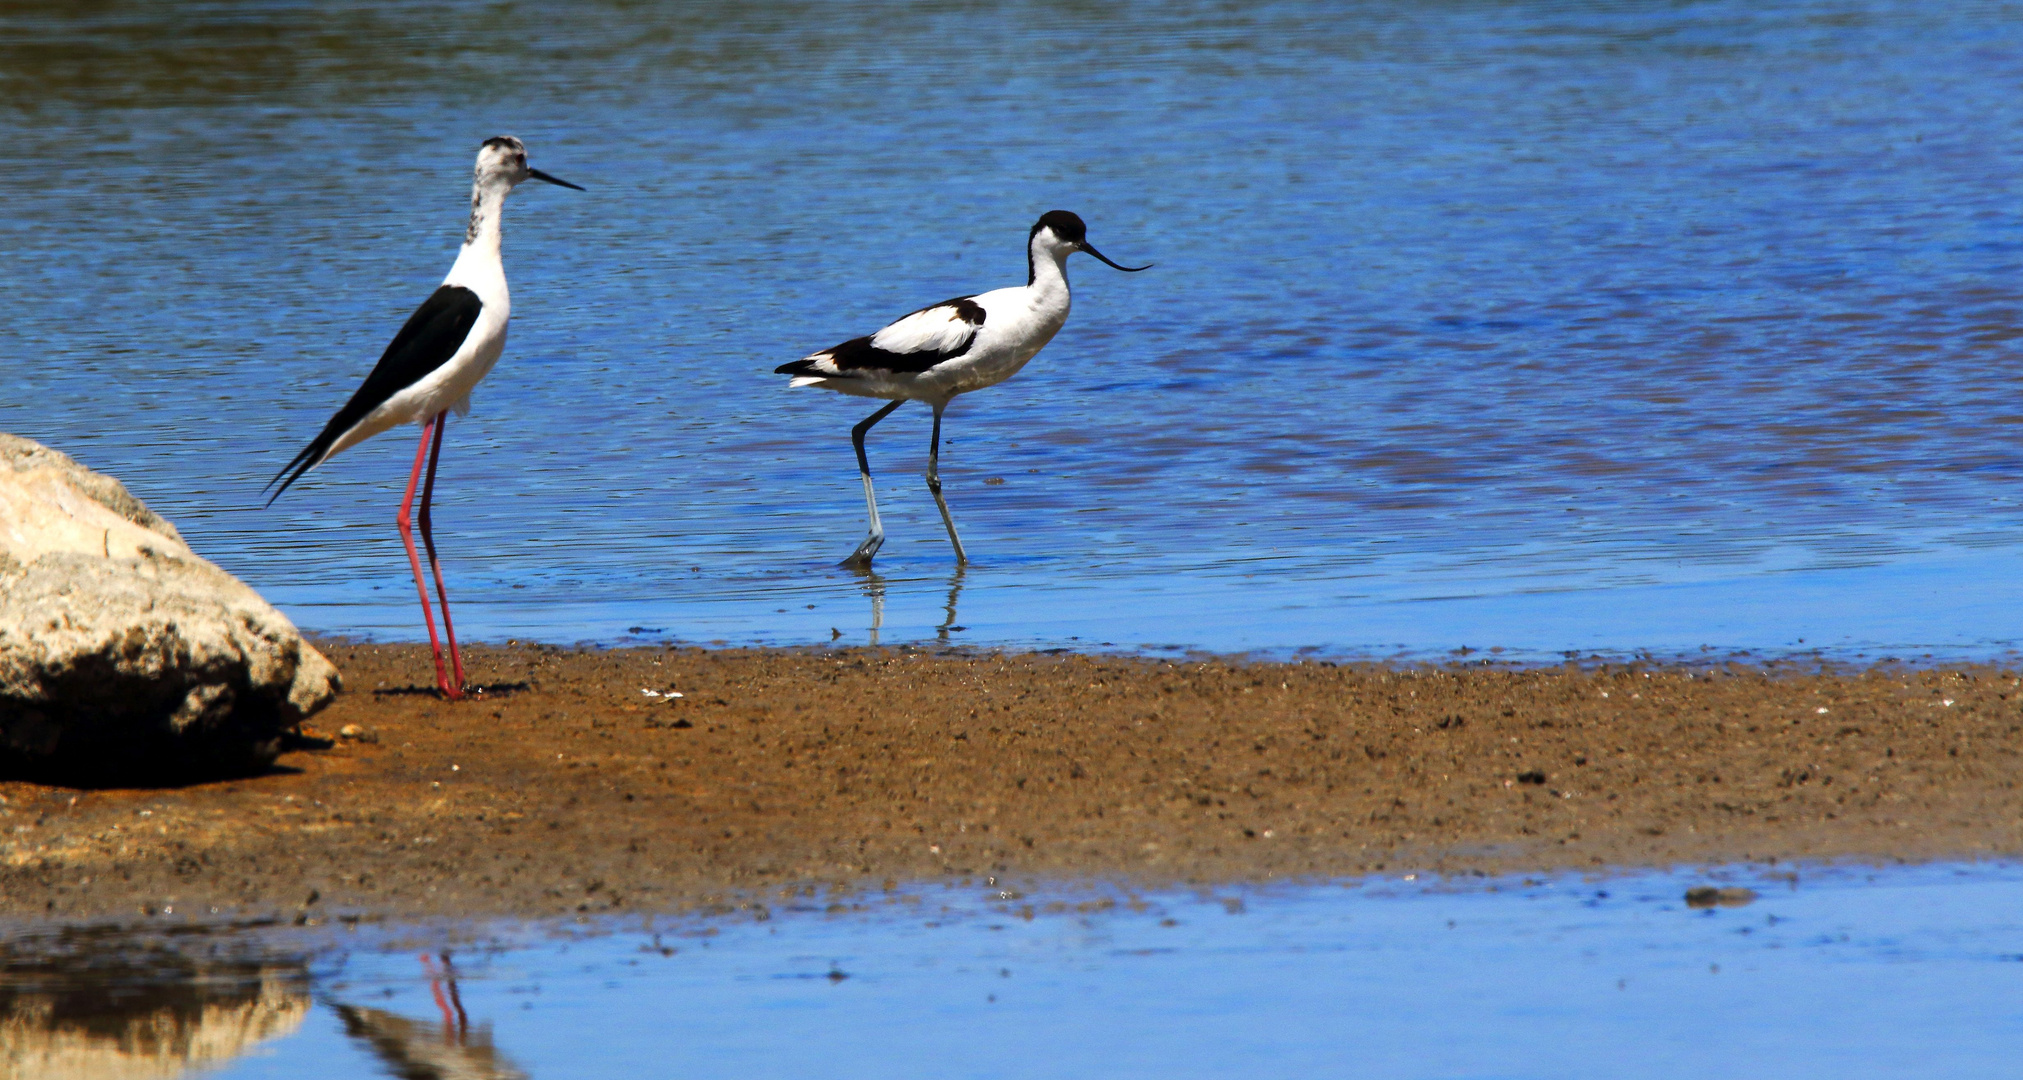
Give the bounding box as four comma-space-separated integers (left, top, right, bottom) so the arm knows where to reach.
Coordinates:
0, 929, 309, 1080
333, 953, 526, 1080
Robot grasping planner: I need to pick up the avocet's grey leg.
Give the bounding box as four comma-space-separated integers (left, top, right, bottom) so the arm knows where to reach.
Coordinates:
925, 401, 968, 564
844, 400, 905, 568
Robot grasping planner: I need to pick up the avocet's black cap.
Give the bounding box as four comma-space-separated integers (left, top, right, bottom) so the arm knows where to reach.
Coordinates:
1032, 210, 1150, 272
1032, 209, 1088, 243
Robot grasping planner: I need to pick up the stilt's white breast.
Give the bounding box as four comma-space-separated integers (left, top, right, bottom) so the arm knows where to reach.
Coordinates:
323, 245, 512, 457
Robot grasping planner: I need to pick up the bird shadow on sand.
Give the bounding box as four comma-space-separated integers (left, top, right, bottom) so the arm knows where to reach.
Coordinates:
369, 681, 532, 699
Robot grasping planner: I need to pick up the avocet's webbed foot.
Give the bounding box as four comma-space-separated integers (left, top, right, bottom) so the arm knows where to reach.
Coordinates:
842, 531, 884, 568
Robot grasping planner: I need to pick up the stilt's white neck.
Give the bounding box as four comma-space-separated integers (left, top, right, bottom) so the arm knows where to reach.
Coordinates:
447, 177, 514, 289
462, 178, 510, 258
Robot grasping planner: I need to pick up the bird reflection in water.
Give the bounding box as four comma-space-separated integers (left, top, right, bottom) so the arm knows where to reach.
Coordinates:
847, 567, 966, 646
853, 566, 886, 646
333, 951, 527, 1080
937, 567, 966, 643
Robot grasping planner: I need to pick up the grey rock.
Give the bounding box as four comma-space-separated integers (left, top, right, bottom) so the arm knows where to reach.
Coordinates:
0, 434, 340, 781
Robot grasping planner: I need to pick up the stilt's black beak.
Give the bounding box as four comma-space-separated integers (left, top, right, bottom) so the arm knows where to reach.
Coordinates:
527, 167, 585, 191
1080, 241, 1150, 272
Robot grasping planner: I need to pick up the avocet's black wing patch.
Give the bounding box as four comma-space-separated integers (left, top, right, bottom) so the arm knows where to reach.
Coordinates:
777, 296, 985, 380
265, 284, 483, 505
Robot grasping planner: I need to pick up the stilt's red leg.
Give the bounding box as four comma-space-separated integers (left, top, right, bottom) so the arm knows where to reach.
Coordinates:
429, 977, 455, 1040
420, 952, 464, 1041
397, 416, 456, 699
418, 412, 466, 695
443, 957, 469, 1035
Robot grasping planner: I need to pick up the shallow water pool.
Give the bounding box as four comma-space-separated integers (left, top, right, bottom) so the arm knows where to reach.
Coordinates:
6, 1, 2023, 658
6, 863, 2021, 1078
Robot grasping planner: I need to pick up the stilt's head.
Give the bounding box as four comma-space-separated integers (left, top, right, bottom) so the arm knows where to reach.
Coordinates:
473, 136, 584, 193
1028, 210, 1151, 273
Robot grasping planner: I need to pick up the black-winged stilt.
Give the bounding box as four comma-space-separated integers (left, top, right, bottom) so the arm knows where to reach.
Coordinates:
776, 210, 1148, 567
264, 136, 581, 700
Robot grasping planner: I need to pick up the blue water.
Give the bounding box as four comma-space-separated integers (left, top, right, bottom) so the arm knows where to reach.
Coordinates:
13, 863, 2022, 1079
5, 0, 2023, 658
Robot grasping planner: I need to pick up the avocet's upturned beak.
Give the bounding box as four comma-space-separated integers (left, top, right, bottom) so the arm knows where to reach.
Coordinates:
1081, 241, 1150, 272
527, 167, 585, 191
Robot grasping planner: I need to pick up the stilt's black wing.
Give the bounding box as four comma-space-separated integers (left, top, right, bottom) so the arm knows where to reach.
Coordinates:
265, 285, 484, 505
777, 296, 985, 379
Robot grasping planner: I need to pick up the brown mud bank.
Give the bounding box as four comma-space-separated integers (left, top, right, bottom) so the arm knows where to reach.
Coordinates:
4, 643, 2022, 922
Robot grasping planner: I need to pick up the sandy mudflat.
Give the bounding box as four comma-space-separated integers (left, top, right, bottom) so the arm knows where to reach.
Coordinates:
2, 643, 2020, 921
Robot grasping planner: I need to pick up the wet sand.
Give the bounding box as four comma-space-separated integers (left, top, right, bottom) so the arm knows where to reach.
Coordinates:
3, 643, 2020, 921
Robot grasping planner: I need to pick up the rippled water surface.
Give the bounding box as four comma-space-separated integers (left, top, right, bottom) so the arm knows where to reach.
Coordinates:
6, 864, 2021, 1078
6, 1, 2023, 656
